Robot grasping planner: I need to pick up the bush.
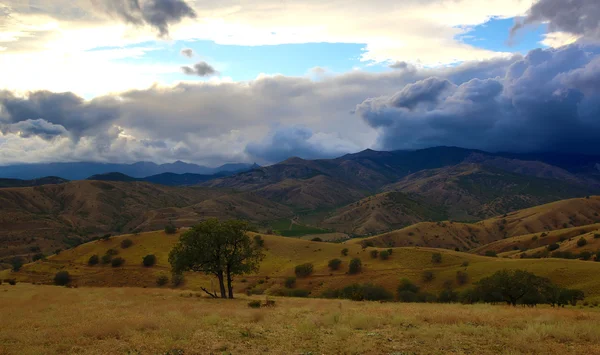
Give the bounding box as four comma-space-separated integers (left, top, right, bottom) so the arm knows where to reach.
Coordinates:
580, 251, 592, 260
577, 237, 587, 247
456, 271, 469, 285
101, 234, 111, 240
397, 290, 418, 302
360, 240, 374, 248
54, 271, 71, 286
284, 276, 296, 288
88, 254, 100, 266
106, 249, 119, 256
32, 253, 45, 262
120, 239, 133, 249
111, 257, 125, 267
341, 248, 349, 256
370, 250, 379, 259
431, 252, 442, 264
10, 257, 23, 272
248, 300, 262, 308
295, 263, 314, 278
254, 235, 265, 247
484, 250, 497, 257
398, 278, 419, 294
547, 243, 560, 251
101, 254, 112, 264
311, 237, 323, 242
54, 249, 62, 255
172, 273, 185, 287
461, 261, 470, 267
438, 289, 458, 303
594, 234, 600, 239
387, 248, 393, 255
286, 289, 310, 298
332, 283, 393, 301
7, 279, 16, 286
156, 275, 169, 286
348, 258, 362, 274
328, 258, 342, 271
379, 250, 390, 260
422, 270, 435, 283
164, 224, 178, 234
142, 254, 156, 267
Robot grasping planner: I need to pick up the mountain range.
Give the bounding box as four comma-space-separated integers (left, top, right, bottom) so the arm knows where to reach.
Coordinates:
1, 146, 600, 263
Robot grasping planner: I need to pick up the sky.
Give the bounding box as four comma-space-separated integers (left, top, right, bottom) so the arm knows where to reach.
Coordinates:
0, 0, 599, 166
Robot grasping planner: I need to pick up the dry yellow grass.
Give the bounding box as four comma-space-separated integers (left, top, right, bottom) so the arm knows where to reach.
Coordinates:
1, 284, 600, 355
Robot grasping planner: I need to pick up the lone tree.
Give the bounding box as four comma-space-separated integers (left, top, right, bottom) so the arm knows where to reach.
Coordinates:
169, 219, 264, 299
476, 269, 552, 306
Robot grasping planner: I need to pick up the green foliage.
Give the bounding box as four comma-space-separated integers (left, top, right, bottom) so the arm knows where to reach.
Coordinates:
101, 254, 112, 264
164, 224, 178, 234
580, 251, 592, 260
360, 240, 374, 248
172, 273, 185, 287
484, 250, 498, 257
106, 249, 119, 256
577, 237, 587, 247
101, 234, 111, 241
398, 278, 419, 294
547, 243, 560, 251
341, 248, 349, 256
594, 234, 600, 239
253, 235, 265, 247
120, 239, 133, 249
53, 271, 71, 286
88, 255, 99, 266
32, 253, 45, 262
311, 237, 323, 242
387, 248, 393, 255
169, 219, 264, 298
348, 258, 362, 274
295, 263, 314, 278
111, 257, 125, 267
156, 275, 169, 286
248, 300, 262, 308
325, 283, 393, 301
431, 252, 442, 264
284, 276, 296, 288
438, 289, 458, 303
379, 250, 390, 260
328, 258, 342, 271
270, 219, 330, 237
10, 257, 23, 272
142, 254, 156, 267
370, 250, 379, 259
7, 279, 16, 286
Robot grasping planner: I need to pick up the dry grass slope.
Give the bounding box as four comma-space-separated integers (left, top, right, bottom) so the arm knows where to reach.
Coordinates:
1, 284, 600, 354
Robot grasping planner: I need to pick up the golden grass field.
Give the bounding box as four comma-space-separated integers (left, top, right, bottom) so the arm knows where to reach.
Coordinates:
1, 283, 600, 355
5, 229, 600, 302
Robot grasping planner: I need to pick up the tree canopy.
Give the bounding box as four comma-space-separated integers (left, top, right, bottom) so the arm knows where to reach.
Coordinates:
169, 219, 264, 299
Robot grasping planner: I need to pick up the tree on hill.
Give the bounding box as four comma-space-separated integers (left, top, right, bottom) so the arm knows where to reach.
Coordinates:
476, 269, 552, 306
169, 219, 264, 299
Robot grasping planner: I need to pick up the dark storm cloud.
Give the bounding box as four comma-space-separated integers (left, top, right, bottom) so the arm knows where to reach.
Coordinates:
0, 119, 68, 140
0, 90, 119, 139
181, 61, 217, 76
93, 0, 196, 37
355, 44, 600, 154
512, 0, 600, 40
180, 48, 194, 57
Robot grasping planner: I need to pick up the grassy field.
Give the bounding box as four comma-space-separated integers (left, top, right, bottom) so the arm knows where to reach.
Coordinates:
6, 230, 600, 302
270, 218, 331, 237
1, 284, 600, 354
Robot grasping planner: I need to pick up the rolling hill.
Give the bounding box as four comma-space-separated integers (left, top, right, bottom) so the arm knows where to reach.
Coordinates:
0, 176, 69, 188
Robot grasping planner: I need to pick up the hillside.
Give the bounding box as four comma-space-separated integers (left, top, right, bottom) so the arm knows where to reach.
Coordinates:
355, 196, 600, 250
0, 176, 69, 188
8, 230, 600, 301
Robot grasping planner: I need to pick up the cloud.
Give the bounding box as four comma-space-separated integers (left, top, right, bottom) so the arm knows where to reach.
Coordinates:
181, 61, 217, 76
513, 0, 600, 42
389, 61, 409, 69
92, 0, 196, 37
0, 119, 68, 140
356, 44, 600, 154
180, 48, 194, 57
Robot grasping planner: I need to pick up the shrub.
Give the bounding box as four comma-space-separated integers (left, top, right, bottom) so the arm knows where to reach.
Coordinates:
398, 278, 419, 294
284, 276, 296, 288
563, 223, 569, 228
456, 271, 469, 285
295, 263, 314, 278
397, 290, 418, 302
431, 252, 442, 264
54, 249, 62, 255
111, 257, 125, 267
88, 255, 99, 266
594, 234, 600, 239
7, 279, 17, 286
101, 254, 112, 264
120, 239, 133, 249
485, 250, 497, 257
106, 249, 119, 256
438, 289, 458, 303
387, 248, 393, 255
172, 273, 185, 287
547, 243, 560, 251
580, 251, 592, 260
32, 253, 45, 262
577, 237, 587, 247
10, 257, 23, 272
54, 271, 71, 286
248, 300, 262, 308
142, 254, 156, 267
341, 248, 349, 256
101, 234, 111, 240
360, 240, 374, 249
254, 235, 265, 247
328, 258, 342, 271
156, 275, 169, 286
370, 250, 379, 259
332, 283, 393, 301
286, 289, 310, 298
348, 258, 362, 274
379, 250, 390, 260
164, 224, 177, 234
422, 270, 434, 282
311, 237, 323, 242
461, 261, 470, 267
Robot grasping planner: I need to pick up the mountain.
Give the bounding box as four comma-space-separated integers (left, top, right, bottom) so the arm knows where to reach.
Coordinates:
86, 171, 237, 186
0, 161, 257, 180
0, 176, 69, 188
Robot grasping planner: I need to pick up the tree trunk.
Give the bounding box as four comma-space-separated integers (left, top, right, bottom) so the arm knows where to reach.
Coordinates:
226, 265, 234, 299
217, 271, 227, 298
